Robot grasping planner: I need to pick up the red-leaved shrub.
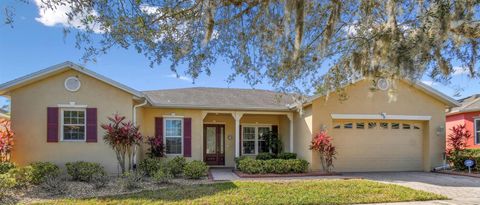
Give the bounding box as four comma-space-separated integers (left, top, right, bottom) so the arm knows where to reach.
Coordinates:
447, 124, 471, 156
0, 119, 14, 162
309, 131, 336, 172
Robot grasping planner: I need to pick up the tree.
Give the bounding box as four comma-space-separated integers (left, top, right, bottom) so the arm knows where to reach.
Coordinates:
101, 114, 142, 174
259, 131, 283, 155
0, 119, 14, 162
4, 1, 480, 98
309, 131, 336, 172
446, 123, 471, 156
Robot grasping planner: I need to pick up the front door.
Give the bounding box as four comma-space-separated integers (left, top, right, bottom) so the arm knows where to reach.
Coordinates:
203, 124, 225, 165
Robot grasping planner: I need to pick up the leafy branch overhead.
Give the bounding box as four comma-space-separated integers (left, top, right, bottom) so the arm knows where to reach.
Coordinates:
6, 0, 480, 96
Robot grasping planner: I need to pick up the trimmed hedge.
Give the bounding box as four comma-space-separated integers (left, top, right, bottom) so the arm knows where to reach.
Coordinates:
30, 162, 60, 185
0, 162, 15, 174
66, 161, 106, 182
277, 152, 297, 160
238, 158, 309, 174
138, 158, 165, 177
449, 149, 480, 171
183, 160, 208, 179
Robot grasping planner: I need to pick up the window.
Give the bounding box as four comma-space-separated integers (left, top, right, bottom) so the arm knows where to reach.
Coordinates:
475, 119, 480, 144
380, 122, 388, 129
333, 124, 341, 129
242, 125, 272, 155
391, 123, 400, 129
344, 123, 353, 129
368, 122, 377, 129
61, 109, 86, 141
356, 122, 365, 129
402, 123, 411, 129
164, 118, 183, 155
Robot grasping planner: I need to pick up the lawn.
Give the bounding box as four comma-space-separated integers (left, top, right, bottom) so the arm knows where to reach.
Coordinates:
35, 179, 447, 205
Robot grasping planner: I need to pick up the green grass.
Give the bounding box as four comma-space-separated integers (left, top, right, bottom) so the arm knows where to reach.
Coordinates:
35, 179, 447, 205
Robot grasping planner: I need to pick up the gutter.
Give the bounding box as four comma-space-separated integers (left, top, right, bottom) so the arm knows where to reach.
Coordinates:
132, 99, 148, 168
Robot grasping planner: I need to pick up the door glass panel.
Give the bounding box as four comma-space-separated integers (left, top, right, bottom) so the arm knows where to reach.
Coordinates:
220, 127, 224, 154
206, 127, 216, 154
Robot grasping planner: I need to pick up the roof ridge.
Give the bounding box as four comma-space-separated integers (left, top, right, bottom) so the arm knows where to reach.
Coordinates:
142, 87, 282, 93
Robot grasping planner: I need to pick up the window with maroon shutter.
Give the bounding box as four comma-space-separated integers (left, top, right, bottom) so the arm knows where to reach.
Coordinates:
183, 118, 192, 157
86, 108, 97, 142
155, 117, 163, 142
47, 107, 59, 142
61, 109, 86, 141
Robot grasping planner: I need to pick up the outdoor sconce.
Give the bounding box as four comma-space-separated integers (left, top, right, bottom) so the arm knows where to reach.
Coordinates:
228, 135, 233, 140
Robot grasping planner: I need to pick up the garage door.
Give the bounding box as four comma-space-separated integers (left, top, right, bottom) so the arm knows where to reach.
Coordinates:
331, 120, 424, 172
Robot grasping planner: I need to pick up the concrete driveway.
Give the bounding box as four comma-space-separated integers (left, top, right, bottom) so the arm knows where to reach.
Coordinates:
349, 172, 480, 205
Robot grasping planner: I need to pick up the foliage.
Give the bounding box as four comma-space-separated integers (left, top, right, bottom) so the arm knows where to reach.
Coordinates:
167, 156, 186, 177
65, 161, 106, 182
255, 153, 275, 160
0, 119, 14, 162
152, 169, 173, 184
449, 149, 480, 171
91, 173, 110, 189
259, 131, 282, 155
238, 158, 308, 174
0, 162, 15, 174
0, 173, 16, 199
120, 170, 144, 190
446, 124, 471, 156
234, 156, 249, 167
277, 152, 297, 160
138, 158, 165, 177
7, 166, 34, 187
40, 174, 68, 195
101, 114, 143, 174
146, 135, 166, 158
30, 162, 60, 185
183, 160, 208, 179
43, 180, 447, 204
310, 131, 336, 173
7, 1, 480, 99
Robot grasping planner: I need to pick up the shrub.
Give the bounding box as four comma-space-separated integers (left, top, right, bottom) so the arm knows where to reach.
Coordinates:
450, 149, 480, 171
0, 119, 14, 162
238, 158, 265, 174
8, 166, 34, 187
120, 170, 143, 190
235, 156, 249, 167
153, 169, 173, 184
256, 153, 275, 160
447, 124, 471, 156
0, 162, 15, 174
277, 152, 297, 160
286, 159, 309, 173
238, 159, 309, 174
30, 162, 60, 185
40, 174, 68, 195
91, 173, 109, 189
167, 156, 186, 177
146, 135, 166, 158
183, 160, 208, 179
0, 173, 16, 198
66, 161, 106, 182
309, 131, 336, 172
138, 158, 165, 177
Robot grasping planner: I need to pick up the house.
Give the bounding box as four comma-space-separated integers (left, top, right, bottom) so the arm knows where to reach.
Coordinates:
446, 95, 480, 149
0, 108, 9, 120
0, 62, 459, 173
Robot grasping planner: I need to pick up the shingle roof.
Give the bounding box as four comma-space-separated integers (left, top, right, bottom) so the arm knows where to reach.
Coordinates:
448, 94, 480, 115
143, 87, 296, 111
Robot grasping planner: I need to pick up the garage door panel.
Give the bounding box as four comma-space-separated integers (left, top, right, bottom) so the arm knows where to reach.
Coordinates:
331, 120, 424, 172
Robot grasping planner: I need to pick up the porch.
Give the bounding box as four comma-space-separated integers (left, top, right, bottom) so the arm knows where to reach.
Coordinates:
201, 111, 294, 167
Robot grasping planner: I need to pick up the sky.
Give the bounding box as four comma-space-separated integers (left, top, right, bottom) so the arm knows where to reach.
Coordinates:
1, 0, 480, 108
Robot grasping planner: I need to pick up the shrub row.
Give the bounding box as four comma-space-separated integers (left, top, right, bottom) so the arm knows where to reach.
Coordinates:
449, 149, 480, 171
238, 158, 309, 174
138, 157, 208, 181
255, 152, 297, 160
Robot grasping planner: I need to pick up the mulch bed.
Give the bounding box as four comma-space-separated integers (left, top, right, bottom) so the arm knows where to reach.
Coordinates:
234, 170, 341, 178
434, 170, 480, 178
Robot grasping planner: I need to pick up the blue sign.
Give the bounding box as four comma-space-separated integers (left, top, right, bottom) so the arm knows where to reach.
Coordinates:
464, 159, 475, 167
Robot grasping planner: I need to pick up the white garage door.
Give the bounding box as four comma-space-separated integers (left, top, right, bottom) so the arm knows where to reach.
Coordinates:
331, 120, 424, 172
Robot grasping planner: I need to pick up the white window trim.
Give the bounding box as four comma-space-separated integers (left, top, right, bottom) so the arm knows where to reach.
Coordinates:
163, 117, 184, 156
475, 119, 480, 145
241, 124, 273, 155
60, 108, 87, 142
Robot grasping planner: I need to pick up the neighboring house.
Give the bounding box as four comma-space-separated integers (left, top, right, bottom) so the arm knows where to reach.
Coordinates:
0, 108, 9, 120
0, 62, 458, 173
446, 95, 480, 149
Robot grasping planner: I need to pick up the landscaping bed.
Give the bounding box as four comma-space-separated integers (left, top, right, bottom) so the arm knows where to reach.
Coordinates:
234, 170, 340, 178
434, 169, 480, 178
35, 179, 447, 205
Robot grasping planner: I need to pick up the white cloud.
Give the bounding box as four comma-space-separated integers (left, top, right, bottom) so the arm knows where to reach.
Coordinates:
165, 74, 191, 82
34, 0, 104, 33
452, 66, 469, 75
421, 80, 435, 86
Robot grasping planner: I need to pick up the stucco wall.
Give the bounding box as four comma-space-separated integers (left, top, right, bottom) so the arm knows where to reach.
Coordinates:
9, 69, 135, 174
293, 105, 313, 167
310, 80, 447, 172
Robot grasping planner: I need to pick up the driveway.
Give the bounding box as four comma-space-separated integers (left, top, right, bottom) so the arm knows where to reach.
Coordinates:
349, 172, 480, 205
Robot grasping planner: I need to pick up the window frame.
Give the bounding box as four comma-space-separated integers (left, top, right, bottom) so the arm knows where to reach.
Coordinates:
60, 108, 87, 142
475, 118, 480, 145
241, 124, 273, 155
163, 117, 184, 156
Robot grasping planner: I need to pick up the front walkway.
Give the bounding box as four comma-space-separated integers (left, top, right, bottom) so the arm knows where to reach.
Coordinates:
210, 168, 239, 181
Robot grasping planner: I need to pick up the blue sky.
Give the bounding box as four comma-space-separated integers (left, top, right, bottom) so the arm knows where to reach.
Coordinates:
1, 0, 479, 108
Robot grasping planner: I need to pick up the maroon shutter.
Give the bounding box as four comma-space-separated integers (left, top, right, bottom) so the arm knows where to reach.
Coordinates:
239, 125, 242, 156
272, 125, 278, 134
86, 108, 97, 142
47, 107, 59, 142
183, 118, 192, 157
155, 117, 163, 142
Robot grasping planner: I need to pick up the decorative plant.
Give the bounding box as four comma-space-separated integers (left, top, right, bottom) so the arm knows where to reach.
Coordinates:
259, 131, 283, 155
146, 135, 165, 158
0, 119, 14, 162
446, 124, 471, 156
101, 114, 142, 174
309, 131, 336, 173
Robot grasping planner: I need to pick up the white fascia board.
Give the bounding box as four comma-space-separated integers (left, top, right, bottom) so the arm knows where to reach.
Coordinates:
331, 113, 431, 121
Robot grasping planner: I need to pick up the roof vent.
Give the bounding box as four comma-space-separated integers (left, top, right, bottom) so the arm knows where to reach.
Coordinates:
377, 78, 389, 91
64, 76, 81, 92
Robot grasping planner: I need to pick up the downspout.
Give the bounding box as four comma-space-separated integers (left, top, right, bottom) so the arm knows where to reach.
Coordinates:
132, 99, 148, 169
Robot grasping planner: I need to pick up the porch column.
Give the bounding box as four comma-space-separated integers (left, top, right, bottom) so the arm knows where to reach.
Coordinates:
287, 113, 294, 152
233, 112, 244, 158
